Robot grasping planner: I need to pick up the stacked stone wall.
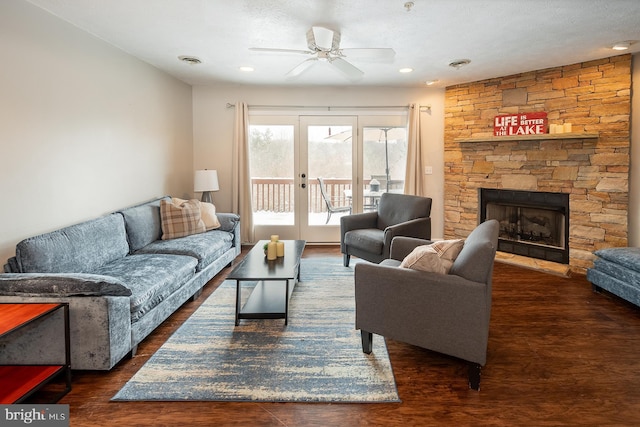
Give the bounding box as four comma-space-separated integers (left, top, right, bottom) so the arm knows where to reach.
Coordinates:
444, 54, 631, 273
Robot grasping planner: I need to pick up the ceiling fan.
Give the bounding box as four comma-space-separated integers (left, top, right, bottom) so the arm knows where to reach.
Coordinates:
249, 26, 395, 80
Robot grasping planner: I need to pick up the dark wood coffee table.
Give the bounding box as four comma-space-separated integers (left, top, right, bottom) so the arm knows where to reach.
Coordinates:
230, 240, 306, 325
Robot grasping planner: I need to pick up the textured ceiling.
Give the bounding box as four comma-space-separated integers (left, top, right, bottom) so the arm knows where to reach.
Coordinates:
26, 0, 640, 87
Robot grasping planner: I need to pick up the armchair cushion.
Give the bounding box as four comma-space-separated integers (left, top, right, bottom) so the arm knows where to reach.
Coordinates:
377, 193, 432, 230
343, 229, 385, 255
400, 239, 464, 274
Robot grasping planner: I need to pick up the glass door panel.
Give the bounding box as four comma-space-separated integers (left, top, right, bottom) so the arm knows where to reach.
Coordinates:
249, 120, 298, 240
300, 116, 356, 242
362, 126, 407, 209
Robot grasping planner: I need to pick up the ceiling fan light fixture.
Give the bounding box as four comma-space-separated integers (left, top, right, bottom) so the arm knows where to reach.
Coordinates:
449, 59, 471, 69
425, 80, 439, 86
310, 26, 338, 51
178, 55, 201, 65
399, 67, 414, 73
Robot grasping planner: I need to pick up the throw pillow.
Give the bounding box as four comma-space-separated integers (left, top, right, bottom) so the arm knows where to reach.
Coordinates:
160, 199, 206, 240
172, 197, 220, 230
199, 201, 221, 230
399, 239, 464, 274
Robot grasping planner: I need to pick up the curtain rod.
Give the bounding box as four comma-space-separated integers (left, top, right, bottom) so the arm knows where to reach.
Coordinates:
225, 103, 430, 111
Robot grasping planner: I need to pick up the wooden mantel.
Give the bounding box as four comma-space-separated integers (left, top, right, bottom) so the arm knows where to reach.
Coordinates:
454, 133, 599, 143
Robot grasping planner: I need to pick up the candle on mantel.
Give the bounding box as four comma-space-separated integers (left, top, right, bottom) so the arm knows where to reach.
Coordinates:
563, 123, 572, 133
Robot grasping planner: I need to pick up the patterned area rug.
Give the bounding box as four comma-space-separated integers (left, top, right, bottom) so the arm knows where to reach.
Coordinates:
112, 257, 399, 402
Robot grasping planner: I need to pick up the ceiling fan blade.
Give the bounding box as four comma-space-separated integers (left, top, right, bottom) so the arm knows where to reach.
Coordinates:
249, 47, 313, 55
340, 48, 396, 62
286, 58, 318, 78
329, 57, 364, 80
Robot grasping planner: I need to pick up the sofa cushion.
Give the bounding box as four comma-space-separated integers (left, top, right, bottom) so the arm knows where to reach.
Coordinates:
344, 228, 385, 255
15, 214, 129, 274
119, 197, 169, 252
135, 230, 233, 272
217, 213, 241, 233
592, 257, 640, 288
594, 247, 640, 273
160, 199, 206, 240
0, 273, 132, 297
93, 254, 197, 322
400, 239, 464, 274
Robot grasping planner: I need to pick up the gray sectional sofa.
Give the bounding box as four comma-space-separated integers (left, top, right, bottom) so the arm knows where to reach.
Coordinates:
0, 196, 240, 370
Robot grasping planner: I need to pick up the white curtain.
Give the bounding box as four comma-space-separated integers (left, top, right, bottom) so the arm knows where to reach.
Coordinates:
232, 102, 254, 243
404, 103, 425, 195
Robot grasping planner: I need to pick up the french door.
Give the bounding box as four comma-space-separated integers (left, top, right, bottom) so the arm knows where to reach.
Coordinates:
299, 116, 357, 242
249, 114, 407, 243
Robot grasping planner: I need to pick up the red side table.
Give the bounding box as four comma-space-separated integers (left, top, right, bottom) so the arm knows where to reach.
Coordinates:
0, 303, 72, 403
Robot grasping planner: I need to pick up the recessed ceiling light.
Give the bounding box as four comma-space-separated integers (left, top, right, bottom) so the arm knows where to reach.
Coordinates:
425, 80, 439, 86
449, 59, 471, 69
399, 67, 414, 73
178, 55, 201, 65
611, 40, 637, 50
239, 66, 254, 72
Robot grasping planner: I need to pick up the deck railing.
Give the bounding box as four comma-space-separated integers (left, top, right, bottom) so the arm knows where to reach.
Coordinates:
251, 177, 404, 214
251, 178, 351, 213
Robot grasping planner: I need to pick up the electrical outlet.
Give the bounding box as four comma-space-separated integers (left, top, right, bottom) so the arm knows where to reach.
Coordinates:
424, 166, 433, 175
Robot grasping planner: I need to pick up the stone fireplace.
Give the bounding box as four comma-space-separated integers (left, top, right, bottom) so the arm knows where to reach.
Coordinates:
444, 55, 631, 274
479, 188, 569, 264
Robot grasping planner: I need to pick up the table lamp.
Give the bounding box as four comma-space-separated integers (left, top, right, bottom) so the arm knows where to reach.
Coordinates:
194, 169, 219, 203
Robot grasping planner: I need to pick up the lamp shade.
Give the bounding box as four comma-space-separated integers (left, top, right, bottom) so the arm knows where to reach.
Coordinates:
194, 170, 219, 192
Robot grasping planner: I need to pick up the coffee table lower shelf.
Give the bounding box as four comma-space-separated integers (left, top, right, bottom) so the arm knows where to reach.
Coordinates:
236, 279, 296, 325
0, 365, 68, 404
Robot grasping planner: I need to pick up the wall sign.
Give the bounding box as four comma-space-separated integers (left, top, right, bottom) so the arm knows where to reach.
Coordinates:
494, 112, 548, 136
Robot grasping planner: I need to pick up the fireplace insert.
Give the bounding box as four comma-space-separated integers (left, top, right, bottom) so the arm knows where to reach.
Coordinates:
479, 188, 569, 264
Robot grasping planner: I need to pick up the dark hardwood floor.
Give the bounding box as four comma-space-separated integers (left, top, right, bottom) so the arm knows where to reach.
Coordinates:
43, 245, 640, 426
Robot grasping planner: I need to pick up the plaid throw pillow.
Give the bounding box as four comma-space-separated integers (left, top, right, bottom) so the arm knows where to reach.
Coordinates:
172, 197, 220, 230
400, 239, 464, 274
160, 199, 206, 240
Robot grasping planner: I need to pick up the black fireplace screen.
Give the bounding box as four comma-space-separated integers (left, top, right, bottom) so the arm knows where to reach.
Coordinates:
486, 204, 565, 248
480, 188, 570, 264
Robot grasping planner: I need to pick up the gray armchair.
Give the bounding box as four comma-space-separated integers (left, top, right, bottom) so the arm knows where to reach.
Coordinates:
340, 193, 432, 267
354, 219, 499, 390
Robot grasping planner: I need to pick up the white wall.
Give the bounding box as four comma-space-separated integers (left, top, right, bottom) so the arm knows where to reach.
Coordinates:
0, 1, 193, 265
192, 84, 446, 240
